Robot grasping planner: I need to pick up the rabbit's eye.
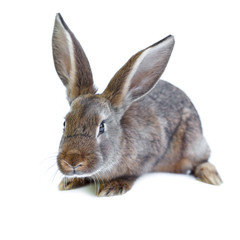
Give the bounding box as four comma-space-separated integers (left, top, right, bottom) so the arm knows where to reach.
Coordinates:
98, 121, 105, 136
63, 121, 66, 131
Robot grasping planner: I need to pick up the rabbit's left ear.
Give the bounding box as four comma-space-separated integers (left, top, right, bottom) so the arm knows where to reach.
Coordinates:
103, 35, 174, 109
52, 14, 96, 104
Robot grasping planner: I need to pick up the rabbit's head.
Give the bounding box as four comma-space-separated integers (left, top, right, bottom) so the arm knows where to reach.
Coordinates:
52, 14, 174, 178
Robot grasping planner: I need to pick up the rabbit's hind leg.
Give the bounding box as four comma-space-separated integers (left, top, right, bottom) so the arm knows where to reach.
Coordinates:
183, 136, 223, 185
182, 138, 223, 185
193, 162, 222, 185
175, 119, 222, 185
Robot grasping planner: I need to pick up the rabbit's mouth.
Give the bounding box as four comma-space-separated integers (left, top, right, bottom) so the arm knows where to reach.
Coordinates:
57, 150, 102, 177
60, 166, 103, 179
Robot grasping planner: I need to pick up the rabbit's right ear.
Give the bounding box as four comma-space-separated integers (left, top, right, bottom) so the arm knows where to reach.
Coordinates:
103, 35, 174, 110
52, 14, 96, 104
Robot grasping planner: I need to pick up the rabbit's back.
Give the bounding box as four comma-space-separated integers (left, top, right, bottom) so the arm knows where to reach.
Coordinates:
121, 80, 208, 175
144, 80, 201, 133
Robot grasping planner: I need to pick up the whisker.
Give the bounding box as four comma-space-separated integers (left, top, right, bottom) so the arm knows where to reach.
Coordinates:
52, 169, 60, 183
92, 177, 97, 194
41, 153, 58, 162
47, 162, 58, 171
64, 176, 67, 190
96, 173, 104, 192
95, 174, 100, 193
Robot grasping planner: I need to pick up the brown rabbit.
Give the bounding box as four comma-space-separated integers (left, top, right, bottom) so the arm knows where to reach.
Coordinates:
52, 13, 222, 196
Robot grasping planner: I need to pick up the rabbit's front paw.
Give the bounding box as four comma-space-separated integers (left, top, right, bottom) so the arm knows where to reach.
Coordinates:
58, 177, 89, 190
97, 177, 137, 197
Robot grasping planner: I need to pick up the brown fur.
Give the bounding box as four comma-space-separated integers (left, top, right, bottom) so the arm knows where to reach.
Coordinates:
59, 177, 91, 190
98, 176, 137, 196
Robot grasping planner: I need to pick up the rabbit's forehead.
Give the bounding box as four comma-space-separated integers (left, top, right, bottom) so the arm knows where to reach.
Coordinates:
71, 95, 109, 108
69, 95, 110, 121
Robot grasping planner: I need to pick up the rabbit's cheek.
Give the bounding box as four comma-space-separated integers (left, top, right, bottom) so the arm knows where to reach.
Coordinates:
98, 132, 114, 158
99, 140, 110, 159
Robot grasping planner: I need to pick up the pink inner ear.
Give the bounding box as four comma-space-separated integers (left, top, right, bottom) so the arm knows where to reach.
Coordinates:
63, 54, 71, 77
128, 42, 174, 101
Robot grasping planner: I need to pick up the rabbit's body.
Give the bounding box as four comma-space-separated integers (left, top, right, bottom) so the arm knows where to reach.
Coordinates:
102, 80, 209, 179
52, 14, 222, 196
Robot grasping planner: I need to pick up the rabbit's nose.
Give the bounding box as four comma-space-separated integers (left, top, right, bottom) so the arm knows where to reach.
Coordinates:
59, 152, 83, 174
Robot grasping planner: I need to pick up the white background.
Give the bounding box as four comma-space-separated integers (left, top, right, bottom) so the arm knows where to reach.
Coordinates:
1, 0, 239, 239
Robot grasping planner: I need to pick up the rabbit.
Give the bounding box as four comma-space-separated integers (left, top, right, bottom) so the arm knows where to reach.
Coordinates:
52, 13, 222, 196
